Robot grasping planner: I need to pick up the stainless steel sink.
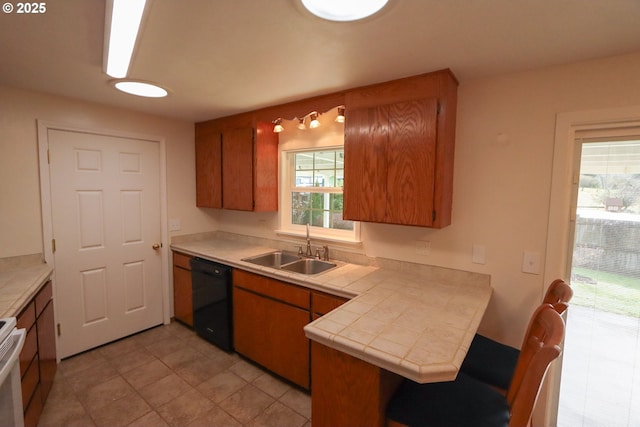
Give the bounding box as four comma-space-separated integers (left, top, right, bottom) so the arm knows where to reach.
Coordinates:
280, 258, 337, 275
242, 251, 301, 268
242, 251, 338, 275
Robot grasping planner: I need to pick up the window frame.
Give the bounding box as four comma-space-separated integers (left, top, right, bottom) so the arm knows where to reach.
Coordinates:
278, 146, 361, 243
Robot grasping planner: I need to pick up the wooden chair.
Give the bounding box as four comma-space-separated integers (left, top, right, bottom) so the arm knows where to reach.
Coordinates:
459, 279, 572, 392
386, 304, 565, 427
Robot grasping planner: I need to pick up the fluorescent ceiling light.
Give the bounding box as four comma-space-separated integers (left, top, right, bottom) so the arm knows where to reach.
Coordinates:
114, 81, 168, 98
301, 0, 389, 22
104, 0, 147, 78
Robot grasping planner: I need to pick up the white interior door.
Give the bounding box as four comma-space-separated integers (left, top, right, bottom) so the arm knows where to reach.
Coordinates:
48, 129, 164, 358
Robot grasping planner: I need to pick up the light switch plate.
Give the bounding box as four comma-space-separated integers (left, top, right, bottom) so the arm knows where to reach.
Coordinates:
169, 218, 181, 231
522, 251, 541, 274
472, 244, 486, 265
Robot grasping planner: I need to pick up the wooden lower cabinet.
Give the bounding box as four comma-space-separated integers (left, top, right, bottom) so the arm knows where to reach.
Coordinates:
172, 252, 193, 327
234, 287, 311, 388
311, 342, 402, 427
17, 280, 57, 427
37, 300, 56, 402
311, 291, 348, 320
233, 269, 311, 389
232, 269, 350, 391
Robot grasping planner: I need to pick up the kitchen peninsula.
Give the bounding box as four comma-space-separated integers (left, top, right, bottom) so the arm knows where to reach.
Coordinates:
171, 233, 492, 427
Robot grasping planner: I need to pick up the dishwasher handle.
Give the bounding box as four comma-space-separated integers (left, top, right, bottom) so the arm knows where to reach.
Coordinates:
190, 257, 231, 277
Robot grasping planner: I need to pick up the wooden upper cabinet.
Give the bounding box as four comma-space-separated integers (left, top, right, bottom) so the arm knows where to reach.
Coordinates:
195, 131, 222, 208
195, 121, 278, 211
344, 99, 438, 226
343, 70, 457, 228
252, 122, 279, 212
222, 127, 255, 211
195, 68, 457, 222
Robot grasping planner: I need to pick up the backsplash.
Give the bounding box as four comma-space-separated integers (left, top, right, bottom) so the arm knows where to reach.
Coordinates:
0, 253, 44, 272
171, 231, 490, 288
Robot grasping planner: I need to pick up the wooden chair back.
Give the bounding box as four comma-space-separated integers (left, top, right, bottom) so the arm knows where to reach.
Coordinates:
506, 304, 565, 427
543, 279, 573, 314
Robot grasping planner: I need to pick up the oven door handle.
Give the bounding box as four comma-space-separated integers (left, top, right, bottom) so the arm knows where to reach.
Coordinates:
0, 328, 26, 385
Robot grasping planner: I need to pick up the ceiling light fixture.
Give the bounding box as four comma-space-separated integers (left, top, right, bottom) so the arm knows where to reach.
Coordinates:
335, 107, 345, 123
309, 112, 320, 128
301, 0, 389, 22
113, 80, 168, 98
104, 0, 147, 78
273, 118, 284, 133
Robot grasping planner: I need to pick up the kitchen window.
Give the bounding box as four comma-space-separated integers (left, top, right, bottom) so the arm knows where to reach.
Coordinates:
280, 148, 359, 242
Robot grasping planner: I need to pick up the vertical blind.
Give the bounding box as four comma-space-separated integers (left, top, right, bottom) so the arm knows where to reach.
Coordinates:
558, 131, 640, 427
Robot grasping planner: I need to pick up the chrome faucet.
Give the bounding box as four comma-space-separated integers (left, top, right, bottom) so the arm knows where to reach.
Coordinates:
305, 223, 313, 256
322, 244, 329, 261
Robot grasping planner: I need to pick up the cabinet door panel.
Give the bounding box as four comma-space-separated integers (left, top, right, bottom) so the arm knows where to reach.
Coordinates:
20, 326, 37, 376
253, 121, 279, 211
386, 99, 438, 225
344, 106, 388, 222
23, 384, 43, 427
233, 287, 310, 389
195, 132, 222, 208
173, 252, 192, 270
222, 127, 254, 211
312, 292, 348, 317
173, 266, 193, 326
22, 358, 39, 411
37, 300, 57, 403
345, 98, 439, 226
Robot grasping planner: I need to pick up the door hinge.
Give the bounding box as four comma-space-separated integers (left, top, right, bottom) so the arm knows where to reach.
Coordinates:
436, 102, 441, 115
57, 323, 61, 336
47, 149, 51, 164
52, 238, 56, 253
432, 210, 437, 222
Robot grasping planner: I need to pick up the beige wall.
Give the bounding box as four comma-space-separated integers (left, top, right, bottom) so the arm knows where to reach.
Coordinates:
211, 51, 640, 347
0, 85, 216, 258
2, 51, 640, 348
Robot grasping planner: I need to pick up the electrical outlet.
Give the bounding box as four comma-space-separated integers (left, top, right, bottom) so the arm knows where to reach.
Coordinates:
416, 240, 431, 255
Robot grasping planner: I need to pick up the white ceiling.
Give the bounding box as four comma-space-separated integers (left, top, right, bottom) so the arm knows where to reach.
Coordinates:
1, 0, 640, 122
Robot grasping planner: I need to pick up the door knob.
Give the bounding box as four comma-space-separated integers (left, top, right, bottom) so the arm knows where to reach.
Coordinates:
152, 243, 162, 250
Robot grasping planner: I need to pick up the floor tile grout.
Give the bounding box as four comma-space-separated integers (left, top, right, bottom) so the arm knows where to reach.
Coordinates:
39, 321, 311, 427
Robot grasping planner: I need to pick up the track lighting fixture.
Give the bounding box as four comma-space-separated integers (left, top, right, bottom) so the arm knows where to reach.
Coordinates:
309, 112, 320, 128
272, 107, 345, 133
273, 118, 284, 133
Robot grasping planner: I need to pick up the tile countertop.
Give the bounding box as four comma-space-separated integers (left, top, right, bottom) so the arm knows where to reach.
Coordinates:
172, 237, 492, 384
0, 262, 54, 318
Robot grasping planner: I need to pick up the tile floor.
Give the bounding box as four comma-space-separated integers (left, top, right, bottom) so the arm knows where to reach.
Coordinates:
558, 305, 640, 427
38, 321, 311, 427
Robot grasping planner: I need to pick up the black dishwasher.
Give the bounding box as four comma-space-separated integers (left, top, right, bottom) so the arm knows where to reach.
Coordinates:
190, 257, 233, 351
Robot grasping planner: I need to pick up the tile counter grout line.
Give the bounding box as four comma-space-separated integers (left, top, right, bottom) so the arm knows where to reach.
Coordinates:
39, 321, 312, 427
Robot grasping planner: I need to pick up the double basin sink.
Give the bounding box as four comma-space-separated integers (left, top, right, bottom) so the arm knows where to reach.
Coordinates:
242, 251, 337, 275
